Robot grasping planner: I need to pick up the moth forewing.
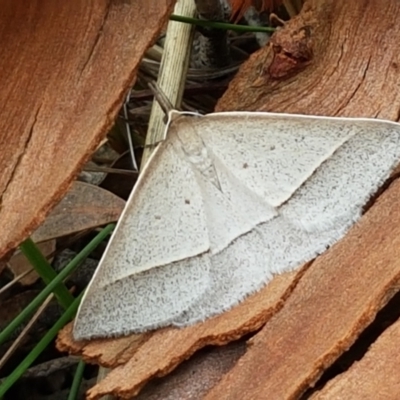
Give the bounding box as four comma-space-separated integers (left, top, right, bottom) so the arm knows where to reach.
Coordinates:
74, 111, 400, 339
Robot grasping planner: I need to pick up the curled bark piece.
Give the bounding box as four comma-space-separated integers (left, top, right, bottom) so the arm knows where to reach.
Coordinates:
0, 0, 175, 258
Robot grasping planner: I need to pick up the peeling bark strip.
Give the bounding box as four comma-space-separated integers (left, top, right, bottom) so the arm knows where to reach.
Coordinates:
311, 316, 400, 399
0, 0, 176, 258
218, 0, 400, 120
205, 178, 400, 399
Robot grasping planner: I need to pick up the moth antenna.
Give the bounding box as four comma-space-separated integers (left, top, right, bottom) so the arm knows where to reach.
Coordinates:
148, 81, 181, 121
123, 88, 139, 171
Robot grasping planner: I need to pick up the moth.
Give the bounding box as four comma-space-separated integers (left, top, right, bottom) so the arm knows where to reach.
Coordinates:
73, 111, 400, 340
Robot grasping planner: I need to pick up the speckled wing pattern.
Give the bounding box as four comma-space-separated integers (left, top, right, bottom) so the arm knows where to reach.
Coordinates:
73, 111, 400, 339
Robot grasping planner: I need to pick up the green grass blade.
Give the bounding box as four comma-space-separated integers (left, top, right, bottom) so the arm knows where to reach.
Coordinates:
20, 238, 74, 309
0, 292, 83, 397
169, 14, 275, 33
68, 359, 86, 400
0, 224, 114, 346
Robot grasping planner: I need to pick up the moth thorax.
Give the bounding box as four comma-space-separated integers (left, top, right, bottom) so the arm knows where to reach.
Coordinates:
176, 124, 221, 189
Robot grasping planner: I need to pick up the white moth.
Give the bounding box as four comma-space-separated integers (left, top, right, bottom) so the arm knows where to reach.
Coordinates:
73, 111, 400, 340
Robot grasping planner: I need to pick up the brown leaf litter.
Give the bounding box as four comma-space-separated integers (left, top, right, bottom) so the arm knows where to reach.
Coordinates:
31, 182, 125, 244
134, 341, 246, 400
57, 0, 400, 398
229, 0, 284, 21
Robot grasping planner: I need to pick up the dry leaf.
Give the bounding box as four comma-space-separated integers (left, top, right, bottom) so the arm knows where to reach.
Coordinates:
229, 0, 283, 21
135, 342, 245, 400
0, 291, 38, 332
0, 0, 175, 259
31, 182, 125, 244
100, 152, 138, 200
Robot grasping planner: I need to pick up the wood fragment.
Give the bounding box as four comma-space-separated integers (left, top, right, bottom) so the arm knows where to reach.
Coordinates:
0, 0, 175, 258
311, 317, 400, 400
218, 0, 400, 121
205, 179, 400, 399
